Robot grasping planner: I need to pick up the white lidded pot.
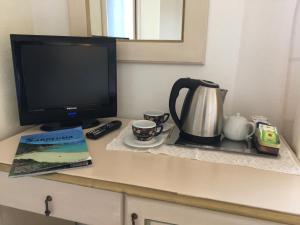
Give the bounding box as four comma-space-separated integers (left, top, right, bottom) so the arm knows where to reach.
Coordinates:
223, 113, 256, 141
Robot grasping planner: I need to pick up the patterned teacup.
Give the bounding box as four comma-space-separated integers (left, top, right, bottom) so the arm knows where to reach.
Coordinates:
144, 111, 170, 125
132, 120, 163, 141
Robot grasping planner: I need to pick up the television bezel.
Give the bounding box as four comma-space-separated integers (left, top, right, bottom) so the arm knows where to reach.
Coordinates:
10, 34, 117, 126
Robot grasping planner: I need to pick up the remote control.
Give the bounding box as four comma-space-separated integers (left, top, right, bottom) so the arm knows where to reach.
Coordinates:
86, 120, 122, 140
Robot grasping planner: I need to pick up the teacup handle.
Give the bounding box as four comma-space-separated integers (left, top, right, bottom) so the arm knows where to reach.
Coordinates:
163, 113, 170, 123
154, 125, 163, 136
246, 122, 256, 139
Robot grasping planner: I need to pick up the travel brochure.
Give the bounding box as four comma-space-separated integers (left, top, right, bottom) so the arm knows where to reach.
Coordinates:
9, 127, 92, 177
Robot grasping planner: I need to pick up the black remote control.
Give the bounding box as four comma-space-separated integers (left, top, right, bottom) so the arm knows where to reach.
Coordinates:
86, 120, 122, 140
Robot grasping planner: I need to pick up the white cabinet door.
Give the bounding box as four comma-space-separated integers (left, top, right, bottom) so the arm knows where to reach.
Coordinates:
125, 195, 285, 225
0, 172, 123, 225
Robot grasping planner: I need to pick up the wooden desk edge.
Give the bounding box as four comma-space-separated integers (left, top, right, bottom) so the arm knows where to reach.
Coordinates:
0, 163, 299, 225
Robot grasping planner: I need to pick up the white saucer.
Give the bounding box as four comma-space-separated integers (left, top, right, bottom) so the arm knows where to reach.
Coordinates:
123, 134, 165, 149
162, 123, 175, 133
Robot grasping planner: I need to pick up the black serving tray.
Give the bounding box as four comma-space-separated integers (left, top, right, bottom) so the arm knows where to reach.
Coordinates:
165, 127, 279, 158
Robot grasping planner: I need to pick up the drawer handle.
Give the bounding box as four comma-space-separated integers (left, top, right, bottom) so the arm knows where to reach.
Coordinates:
131, 213, 138, 225
44, 195, 52, 216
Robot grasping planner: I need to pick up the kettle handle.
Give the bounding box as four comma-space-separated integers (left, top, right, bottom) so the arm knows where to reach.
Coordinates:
169, 78, 199, 128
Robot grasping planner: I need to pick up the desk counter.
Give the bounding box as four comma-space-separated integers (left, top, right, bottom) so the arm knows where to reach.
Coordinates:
0, 119, 300, 224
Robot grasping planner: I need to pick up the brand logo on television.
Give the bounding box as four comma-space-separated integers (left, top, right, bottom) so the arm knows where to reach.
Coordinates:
66, 107, 77, 110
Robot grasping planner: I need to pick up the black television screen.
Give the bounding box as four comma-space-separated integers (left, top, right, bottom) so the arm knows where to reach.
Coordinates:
11, 35, 117, 130
21, 44, 110, 110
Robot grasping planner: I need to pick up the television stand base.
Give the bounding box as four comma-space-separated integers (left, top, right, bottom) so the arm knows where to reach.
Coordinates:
40, 119, 100, 131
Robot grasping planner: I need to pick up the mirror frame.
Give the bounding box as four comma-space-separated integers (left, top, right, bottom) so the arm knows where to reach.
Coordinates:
87, 0, 209, 64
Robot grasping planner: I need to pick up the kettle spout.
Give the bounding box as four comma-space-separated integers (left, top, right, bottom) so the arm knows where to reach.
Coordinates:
220, 89, 228, 103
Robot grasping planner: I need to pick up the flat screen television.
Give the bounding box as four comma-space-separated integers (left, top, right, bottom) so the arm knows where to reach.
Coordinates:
10, 34, 117, 131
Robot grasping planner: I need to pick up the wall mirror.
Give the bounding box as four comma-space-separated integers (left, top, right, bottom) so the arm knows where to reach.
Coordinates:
102, 0, 184, 41
69, 0, 209, 64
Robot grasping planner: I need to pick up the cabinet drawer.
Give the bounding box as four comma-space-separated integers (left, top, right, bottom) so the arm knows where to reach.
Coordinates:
0, 172, 122, 225
125, 195, 285, 225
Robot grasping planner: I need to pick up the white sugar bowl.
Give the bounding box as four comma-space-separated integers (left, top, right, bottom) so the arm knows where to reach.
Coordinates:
223, 113, 256, 141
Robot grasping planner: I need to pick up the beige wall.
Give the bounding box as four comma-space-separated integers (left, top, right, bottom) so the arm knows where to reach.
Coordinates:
30, 0, 70, 35
232, 0, 297, 127
0, 0, 298, 137
0, 0, 70, 141
118, 0, 297, 129
137, 0, 183, 40
137, 0, 161, 39
283, 1, 300, 156
118, 0, 245, 119
159, 0, 183, 40
0, 1, 33, 140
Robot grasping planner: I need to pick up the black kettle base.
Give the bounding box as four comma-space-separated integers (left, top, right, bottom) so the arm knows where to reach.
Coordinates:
178, 132, 222, 146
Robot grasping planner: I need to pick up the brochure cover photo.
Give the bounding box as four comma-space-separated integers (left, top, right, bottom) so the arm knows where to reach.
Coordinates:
9, 127, 92, 177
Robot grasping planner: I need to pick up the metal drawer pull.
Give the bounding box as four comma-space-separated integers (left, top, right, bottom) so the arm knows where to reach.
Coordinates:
44, 195, 52, 216
131, 213, 138, 225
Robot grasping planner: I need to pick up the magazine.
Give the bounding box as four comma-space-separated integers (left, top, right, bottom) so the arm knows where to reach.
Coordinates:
9, 127, 92, 177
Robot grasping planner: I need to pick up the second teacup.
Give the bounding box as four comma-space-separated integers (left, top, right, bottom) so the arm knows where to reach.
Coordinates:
144, 111, 170, 125
132, 120, 163, 141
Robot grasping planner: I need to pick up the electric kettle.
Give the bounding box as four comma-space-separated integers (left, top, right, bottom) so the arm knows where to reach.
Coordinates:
169, 78, 227, 144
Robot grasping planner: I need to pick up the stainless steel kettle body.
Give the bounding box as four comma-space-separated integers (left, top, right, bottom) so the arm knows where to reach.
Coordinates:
169, 78, 227, 144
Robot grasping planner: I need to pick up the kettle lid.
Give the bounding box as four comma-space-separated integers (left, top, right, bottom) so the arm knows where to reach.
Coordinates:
199, 80, 219, 88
